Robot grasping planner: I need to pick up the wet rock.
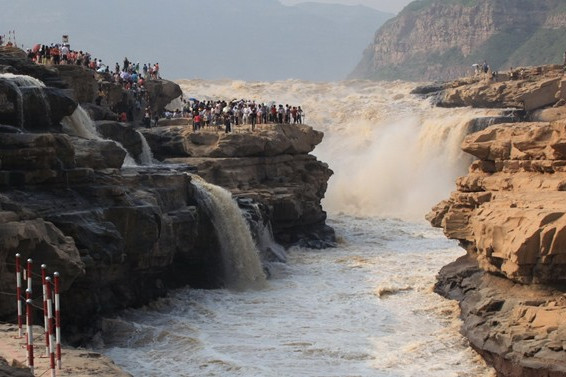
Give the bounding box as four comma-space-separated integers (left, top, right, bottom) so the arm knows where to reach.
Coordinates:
435, 260, 566, 377
95, 120, 143, 162
144, 79, 182, 114
69, 137, 126, 169
52, 64, 97, 103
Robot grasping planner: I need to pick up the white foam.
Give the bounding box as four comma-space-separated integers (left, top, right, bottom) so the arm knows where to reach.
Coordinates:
100, 216, 495, 377
192, 175, 267, 290
176, 79, 502, 220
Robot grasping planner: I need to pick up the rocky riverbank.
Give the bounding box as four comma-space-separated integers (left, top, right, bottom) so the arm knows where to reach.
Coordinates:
0, 46, 333, 375
427, 66, 566, 376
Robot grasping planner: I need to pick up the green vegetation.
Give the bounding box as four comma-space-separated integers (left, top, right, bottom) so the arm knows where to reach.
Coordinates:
468, 28, 537, 70
505, 28, 566, 67
404, 0, 479, 12
353, 0, 566, 81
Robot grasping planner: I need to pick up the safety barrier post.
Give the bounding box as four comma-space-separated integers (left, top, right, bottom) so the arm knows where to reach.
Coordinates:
25, 295, 34, 375
26, 258, 32, 294
25, 259, 32, 347
15, 254, 23, 337
45, 277, 56, 377
54, 272, 62, 369
42, 264, 50, 357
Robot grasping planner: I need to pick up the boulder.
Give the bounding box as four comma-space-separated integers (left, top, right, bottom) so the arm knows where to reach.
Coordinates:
52, 64, 97, 103
69, 137, 126, 169
95, 121, 143, 162
144, 79, 182, 114
0, 218, 85, 318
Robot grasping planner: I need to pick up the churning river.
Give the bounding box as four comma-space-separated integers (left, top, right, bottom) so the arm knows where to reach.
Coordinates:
99, 80, 499, 376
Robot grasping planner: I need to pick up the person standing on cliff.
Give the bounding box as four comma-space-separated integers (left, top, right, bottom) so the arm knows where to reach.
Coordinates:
193, 112, 202, 132
223, 111, 232, 133
250, 105, 257, 131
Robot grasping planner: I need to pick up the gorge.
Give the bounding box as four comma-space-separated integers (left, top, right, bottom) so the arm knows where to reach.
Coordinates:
0, 45, 333, 348
1, 41, 566, 376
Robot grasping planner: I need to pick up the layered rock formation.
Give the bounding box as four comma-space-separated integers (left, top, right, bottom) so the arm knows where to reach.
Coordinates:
0, 45, 334, 359
143, 122, 334, 247
350, 0, 566, 81
428, 66, 566, 376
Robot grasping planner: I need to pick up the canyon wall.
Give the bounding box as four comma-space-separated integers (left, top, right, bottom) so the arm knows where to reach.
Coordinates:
427, 66, 566, 376
350, 0, 566, 81
0, 46, 333, 345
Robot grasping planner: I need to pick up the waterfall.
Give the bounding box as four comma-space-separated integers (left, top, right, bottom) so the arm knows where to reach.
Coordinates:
245, 201, 287, 264
61, 105, 101, 139
136, 130, 155, 166
61, 106, 138, 167
177, 79, 509, 220
0, 72, 46, 88
0, 73, 49, 130
192, 175, 266, 290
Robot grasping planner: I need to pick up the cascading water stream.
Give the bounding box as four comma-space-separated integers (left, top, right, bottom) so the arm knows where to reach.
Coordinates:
136, 130, 155, 166
61, 106, 138, 167
191, 175, 267, 290
61, 105, 101, 139
100, 80, 501, 376
246, 202, 287, 264
0, 73, 50, 130
177, 79, 505, 220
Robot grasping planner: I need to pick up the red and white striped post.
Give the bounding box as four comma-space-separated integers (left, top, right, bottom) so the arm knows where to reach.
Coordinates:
26, 258, 32, 294
25, 295, 34, 375
54, 272, 62, 370
15, 254, 23, 338
41, 264, 50, 357
45, 277, 56, 377
25, 259, 32, 347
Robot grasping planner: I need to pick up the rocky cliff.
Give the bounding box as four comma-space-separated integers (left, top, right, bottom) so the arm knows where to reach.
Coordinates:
142, 122, 334, 247
350, 0, 566, 81
0, 45, 333, 351
427, 66, 566, 376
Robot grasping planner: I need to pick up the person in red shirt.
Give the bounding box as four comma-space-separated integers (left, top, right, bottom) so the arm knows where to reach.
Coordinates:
193, 112, 201, 132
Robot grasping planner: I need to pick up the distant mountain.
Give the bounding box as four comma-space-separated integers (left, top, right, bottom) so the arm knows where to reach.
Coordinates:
2, 0, 392, 81
349, 0, 566, 81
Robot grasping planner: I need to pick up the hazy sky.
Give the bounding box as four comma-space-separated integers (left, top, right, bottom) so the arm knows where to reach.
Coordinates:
0, 0, 402, 80
279, 0, 413, 13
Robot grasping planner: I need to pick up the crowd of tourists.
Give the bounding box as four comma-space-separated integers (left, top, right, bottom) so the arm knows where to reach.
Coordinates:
24, 43, 160, 84
3, 37, 306, 132
153, 99, 304, 133
21, 42, 164, 122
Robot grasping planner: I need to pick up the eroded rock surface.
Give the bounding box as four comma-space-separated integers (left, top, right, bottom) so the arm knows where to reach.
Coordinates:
0, 46, 334, 345
429, 87, 566, 375
144, 123, 334, 248
435, 256, 566, 377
